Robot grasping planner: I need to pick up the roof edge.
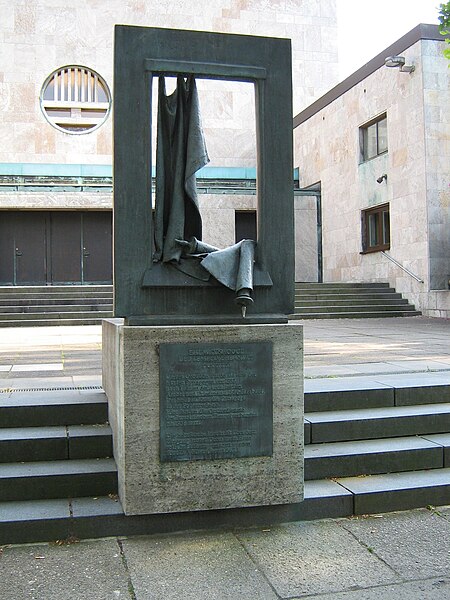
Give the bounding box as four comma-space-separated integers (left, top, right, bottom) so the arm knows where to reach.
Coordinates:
293, 24, 445, 128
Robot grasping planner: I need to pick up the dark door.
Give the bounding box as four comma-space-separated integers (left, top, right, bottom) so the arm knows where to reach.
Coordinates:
50, 212, 82, 283
0, 210, 112, 285
0, 212, 15, 284
235, 210, 257, 243
82, 212, 113, 283
14, 212, 47, 284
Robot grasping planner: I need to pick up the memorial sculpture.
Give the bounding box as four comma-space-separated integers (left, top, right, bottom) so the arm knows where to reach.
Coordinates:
153, 74, 256, 316
104, 25, 303, 518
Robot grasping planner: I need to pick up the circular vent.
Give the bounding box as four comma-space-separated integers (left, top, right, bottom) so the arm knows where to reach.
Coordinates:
40, 65, 111, 134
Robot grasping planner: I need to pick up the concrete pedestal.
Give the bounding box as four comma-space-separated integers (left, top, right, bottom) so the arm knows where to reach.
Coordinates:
102, 320, 303, 516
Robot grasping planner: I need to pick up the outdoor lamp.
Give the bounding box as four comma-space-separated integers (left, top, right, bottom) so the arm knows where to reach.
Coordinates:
384, 55, 415, 73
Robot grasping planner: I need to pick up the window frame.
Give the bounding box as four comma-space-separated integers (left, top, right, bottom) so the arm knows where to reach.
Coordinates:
360, 113, 388, 162
40, 65, 111, 135
361, 203, 390, 253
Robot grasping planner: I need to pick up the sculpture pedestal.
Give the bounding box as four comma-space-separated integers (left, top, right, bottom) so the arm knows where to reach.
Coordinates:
102, 319, 303, 516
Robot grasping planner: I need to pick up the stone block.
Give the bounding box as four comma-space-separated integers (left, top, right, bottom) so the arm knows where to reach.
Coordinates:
305, 436, 443, 481
0, 498, 71, 546
102, 320, 304, 515
339, 468, 450, 515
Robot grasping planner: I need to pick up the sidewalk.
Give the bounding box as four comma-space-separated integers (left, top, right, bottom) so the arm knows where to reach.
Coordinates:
0, 316, 449, 599
1, 507, 449, 599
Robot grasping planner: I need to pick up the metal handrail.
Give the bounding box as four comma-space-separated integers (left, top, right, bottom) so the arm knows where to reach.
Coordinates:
381, 251, 424, 283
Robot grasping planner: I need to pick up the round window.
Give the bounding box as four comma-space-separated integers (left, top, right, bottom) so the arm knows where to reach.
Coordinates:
40, 65, 111, 134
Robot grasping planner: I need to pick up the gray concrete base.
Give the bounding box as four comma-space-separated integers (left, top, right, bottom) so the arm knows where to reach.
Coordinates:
102, 320, 304, 515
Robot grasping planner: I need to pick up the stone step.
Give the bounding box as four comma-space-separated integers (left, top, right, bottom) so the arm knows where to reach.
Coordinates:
0, 458, 117, 502
0, 317, 109, 327
0, 424, 112, 463
0, 390, 108, 428
0, 293, 113, 301
0, 310, 113, 320
305, 435, 449, 480
305, 403, 450, 444
0, 298, 113, 306
299, 468, 450, 520
305, 378, 450, 412
294, 283, 391, 290
295, 297, 407, 307
295, 293, 399, 302
290, 310, 421, 319
2, 467, 450, 545
0, 285, 113, 295
0, 304, 112, 314
294, 304, 416, 314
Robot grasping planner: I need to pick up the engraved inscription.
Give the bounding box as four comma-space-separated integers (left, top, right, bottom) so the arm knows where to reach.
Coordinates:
160, 342, 273, 461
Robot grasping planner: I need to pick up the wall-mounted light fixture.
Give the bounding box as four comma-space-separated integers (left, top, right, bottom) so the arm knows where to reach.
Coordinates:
377, 174, 387, 184
384, 56, 415, 73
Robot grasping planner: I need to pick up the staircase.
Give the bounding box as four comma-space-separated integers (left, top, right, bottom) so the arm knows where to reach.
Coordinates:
0, 285, 113, 326
1, 378, 449, 545
0, 388, 118, 544
291, 282, 421, 319
303, 379, 450, 519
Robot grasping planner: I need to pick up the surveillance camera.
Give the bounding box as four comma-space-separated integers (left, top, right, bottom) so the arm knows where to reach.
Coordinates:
377, 174, 387, 184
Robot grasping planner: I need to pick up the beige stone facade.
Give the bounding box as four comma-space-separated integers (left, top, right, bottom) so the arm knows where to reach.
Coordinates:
0, 0, 338, 268
0, 0, 338, 166
293, 25, 450, 318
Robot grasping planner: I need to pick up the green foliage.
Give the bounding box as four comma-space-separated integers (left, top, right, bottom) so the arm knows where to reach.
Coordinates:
438, 2, 450, 61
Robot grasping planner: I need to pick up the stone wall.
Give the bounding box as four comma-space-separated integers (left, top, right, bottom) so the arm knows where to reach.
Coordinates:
293, 36, 450, 317
0, 0, 338, 167
422, 39, 450, 293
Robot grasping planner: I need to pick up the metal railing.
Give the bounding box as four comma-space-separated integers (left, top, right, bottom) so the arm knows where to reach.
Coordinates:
381, 251, 424, 283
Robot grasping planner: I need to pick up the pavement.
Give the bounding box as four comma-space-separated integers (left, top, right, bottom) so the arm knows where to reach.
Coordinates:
0, 315, 449, 599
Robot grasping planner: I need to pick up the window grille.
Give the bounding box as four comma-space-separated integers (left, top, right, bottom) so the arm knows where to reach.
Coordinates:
40, 66, 111, 134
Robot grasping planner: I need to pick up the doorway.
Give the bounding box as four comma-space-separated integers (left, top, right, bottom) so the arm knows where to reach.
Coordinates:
0, 211, 112, 285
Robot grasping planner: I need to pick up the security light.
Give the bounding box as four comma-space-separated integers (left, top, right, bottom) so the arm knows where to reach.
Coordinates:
384, 56, 415, 73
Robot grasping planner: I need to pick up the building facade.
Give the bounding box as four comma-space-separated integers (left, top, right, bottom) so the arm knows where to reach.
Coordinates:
293, 24, 449, 318
0, 0, 339, 286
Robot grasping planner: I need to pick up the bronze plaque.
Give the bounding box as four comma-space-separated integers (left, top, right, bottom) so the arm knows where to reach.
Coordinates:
160, 342, 273, 461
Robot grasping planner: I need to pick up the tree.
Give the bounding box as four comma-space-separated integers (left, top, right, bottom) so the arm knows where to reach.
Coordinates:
438, 2, 450, 62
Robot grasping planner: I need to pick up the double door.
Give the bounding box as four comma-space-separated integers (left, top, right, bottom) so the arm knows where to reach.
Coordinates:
0, 211, 112, 285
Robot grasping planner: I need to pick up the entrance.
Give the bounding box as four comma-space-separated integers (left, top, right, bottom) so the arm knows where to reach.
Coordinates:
0, 211, 112, 285
294, 186, 322, 283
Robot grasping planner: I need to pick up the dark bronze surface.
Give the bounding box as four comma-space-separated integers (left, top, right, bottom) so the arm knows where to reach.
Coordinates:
160, 341, 273, 462
114, 26, 294, 322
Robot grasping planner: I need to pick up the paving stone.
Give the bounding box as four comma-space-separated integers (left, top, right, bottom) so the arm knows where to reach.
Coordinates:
0, 538, 129, 600
337, 468, 450, 515
11, 364, 64, 372
0, 498, 71, 545
307, 404, 450, 443
422, 433, 450, 466
0, 426, 68, 462
0, 459, 117, 502
305, 436, 443, 480
304, 379, 394, 412
292, 577, 450, 599
340, 509, 450, 579
237, 520, 399, 597
301, 479, 354, 520
370, 373, 450, 405
121, 532, 278, 599
67, 425, 112, 459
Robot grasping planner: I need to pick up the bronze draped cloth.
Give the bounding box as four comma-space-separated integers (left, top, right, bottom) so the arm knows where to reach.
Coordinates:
153, 75, 210, 263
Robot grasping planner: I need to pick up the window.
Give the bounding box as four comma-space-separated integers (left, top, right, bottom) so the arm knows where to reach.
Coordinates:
40, 66, 111, 134
362, 203, 390, 253
360, 114, 387, 161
